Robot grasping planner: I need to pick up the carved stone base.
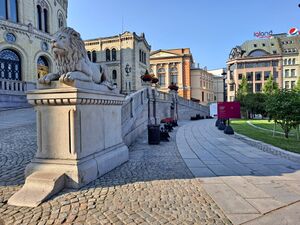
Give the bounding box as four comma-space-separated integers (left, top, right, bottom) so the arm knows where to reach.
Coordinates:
8, 81, 128, 207
7, 172, 65, 207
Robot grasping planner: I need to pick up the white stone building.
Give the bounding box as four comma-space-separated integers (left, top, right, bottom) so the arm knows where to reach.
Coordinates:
0, 0, 68, 82
84, 32, 151, 94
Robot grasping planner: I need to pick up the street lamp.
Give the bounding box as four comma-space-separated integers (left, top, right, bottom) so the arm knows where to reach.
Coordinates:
125, 64, 131, 76
221, 70, 227, 102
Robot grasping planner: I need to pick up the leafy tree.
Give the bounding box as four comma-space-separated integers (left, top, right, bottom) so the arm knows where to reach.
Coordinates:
236, 76, 249, 100
263, 73, 279, 95
266, 90, 300, 138
244, 93, 267, 118
294, 76, 300, 92
236, 76, 249, 117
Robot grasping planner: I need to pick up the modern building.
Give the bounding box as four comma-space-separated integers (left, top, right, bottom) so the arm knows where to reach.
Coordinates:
150, 48, 193, 99
84, 32, 151, 94
190, 66, 214, 105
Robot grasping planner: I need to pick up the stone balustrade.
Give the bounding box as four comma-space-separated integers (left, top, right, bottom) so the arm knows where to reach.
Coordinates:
0, 79, 36, 108
121, 87, 209, 145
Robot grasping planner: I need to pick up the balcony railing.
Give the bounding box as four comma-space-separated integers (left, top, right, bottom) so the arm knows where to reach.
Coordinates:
0, 79, 36, 95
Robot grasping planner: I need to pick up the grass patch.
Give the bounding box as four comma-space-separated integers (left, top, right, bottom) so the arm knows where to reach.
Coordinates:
231, 119, 300, 154
249, 120, 297, 135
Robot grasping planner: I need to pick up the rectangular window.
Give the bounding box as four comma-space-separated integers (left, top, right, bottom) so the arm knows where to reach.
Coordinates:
273, 50, 277, 54
246, 72, 253, 81
255, 83, 262, 92
248, 83, 253, 93
0, 0, 7, 19
291, 81, 296, 89
285, 69, 289, 77
274, 71, 278, 78
272, 61, 278, 66
9, 0, 18, 22
238, 74, 243, 80
285, 81, 290, 89
264, 71, 271, 80
291, 69, 296, 77
202, 92, 204, 102
229, 84, 234, 91
255, 72, 262, 81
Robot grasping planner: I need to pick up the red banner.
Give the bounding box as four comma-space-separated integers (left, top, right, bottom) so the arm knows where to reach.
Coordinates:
217, 102, 241, 119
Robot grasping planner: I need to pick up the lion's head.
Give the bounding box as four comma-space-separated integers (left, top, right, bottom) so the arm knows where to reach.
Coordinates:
51, 27, 87, 75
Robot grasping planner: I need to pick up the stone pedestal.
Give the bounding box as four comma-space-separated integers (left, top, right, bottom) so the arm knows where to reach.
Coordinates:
8, 81, 128, 207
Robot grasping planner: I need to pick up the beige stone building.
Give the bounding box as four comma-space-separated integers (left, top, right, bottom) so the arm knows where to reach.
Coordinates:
280, 35, 300, 89
84, 32, 151, 94
0, 0, 68, 82
190, 66, 214, 105
150, 48, 192, 99
208, 68, 225, 103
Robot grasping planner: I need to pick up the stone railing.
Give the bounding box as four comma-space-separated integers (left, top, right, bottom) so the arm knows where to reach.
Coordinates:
0, 79, 36, 95
177, 95, 209, 115
121, 87, 210, 145
121, 88, 148, 125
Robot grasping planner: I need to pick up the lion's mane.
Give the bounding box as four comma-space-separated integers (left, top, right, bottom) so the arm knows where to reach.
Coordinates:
54, 27, 88, 75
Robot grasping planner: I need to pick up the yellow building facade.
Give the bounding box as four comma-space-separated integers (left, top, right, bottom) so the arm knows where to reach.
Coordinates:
150, 48, 192, 99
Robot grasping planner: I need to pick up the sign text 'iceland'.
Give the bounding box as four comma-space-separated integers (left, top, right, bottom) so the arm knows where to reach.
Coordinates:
254, 30, 273, 39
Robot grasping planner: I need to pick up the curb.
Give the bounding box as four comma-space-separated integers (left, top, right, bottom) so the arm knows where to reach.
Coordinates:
234, 133, 300, 164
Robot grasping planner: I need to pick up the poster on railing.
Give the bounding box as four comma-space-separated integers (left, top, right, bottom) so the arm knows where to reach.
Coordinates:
217, 102, 241, 119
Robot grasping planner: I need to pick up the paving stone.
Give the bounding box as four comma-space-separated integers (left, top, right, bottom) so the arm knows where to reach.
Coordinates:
0, 120, 231, 225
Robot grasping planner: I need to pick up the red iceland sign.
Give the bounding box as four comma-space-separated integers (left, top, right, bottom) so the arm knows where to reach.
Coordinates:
217, 102, 241, 119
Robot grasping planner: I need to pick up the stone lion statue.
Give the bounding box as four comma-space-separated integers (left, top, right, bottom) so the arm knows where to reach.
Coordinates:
39, 27, 107, 85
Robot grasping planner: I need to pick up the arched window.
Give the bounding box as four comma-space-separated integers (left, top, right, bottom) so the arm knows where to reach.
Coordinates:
157, 68, 166, 86
284, 59, 287, 65
170, 67, 178, 84
37, 5, 42, 30
43, 8, 48, 33
106, 49, 111, 61
92, 51, 97, 62
292, 58, 296, 65
87, 51, 91, 61
112, 70, 117, 80
112, 48, 117, 61
288, 59, 291, 65
0, 0, 18, 22
0, 49, 21, 80
248, 49, 269, 57
37, 56, 49, 79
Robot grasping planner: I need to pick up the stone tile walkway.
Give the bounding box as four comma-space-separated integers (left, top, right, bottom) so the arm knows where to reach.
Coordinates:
177, 119, 300, 225
0, 119, 231, 224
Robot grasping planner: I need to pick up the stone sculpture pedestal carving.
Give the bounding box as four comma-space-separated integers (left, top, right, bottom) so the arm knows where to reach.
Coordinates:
8, 81, 128, 207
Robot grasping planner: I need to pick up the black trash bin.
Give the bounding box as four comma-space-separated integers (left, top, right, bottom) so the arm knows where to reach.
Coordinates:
148, 124, 160, 145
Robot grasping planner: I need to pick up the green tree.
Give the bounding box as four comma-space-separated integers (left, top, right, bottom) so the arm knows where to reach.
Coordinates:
244, 93, 267, 118
294, 77, 300, 92
236, 76, 249, 118
263, 73, 279, 95
266, 90, 300, 138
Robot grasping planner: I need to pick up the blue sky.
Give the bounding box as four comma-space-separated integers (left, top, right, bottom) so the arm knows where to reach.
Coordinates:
68, 0, 300, 69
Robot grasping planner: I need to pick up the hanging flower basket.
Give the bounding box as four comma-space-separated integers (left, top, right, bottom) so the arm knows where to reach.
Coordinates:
168, 83, 179, 91
141, 70, 153, 82
151, 77, 159, 84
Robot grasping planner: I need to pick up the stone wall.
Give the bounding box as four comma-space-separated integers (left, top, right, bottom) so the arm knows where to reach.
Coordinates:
121, 88, 209, 146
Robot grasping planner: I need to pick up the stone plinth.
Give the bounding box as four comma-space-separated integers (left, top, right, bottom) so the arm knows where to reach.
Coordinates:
8, 81, 128, 207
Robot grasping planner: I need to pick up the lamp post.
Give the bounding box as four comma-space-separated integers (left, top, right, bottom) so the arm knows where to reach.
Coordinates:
141, 70, 160, 145
221, 70, 227, 102
168, 82, 179, 122
125, 64, 131, 94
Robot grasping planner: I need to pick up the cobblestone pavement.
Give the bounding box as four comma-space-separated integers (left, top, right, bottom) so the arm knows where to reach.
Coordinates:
0, 123, 232, 225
